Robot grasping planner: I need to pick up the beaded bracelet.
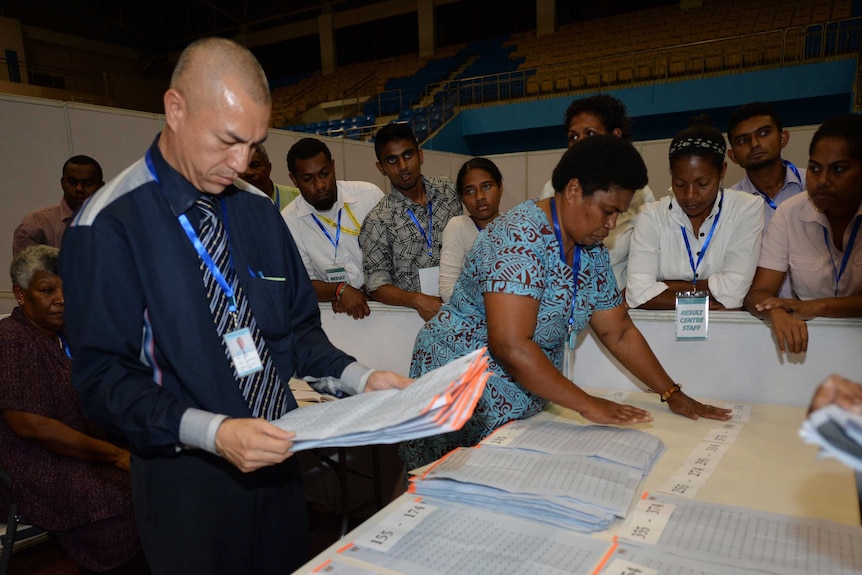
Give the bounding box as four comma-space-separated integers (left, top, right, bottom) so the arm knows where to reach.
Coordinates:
660, 383, 682, 402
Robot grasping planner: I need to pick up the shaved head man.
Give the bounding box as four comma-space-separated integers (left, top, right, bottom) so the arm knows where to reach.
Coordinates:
60, 37, 410, 575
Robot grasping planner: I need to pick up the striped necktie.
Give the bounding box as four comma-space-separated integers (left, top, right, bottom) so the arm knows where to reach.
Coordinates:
195, 195, 288, 419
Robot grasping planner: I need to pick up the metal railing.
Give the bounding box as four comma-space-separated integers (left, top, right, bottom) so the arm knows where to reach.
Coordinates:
314, 17, 860, 143
435, 17, 861, 108
0, 58, 110, 99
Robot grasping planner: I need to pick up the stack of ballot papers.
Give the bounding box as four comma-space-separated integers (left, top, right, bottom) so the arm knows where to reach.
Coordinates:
273, 348, 490, 451
800, 404, 862, 471
479, 418, 665, 478
409, 442, 655, 532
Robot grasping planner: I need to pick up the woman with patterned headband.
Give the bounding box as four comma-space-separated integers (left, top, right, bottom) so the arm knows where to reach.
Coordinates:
626, 115, 764, 310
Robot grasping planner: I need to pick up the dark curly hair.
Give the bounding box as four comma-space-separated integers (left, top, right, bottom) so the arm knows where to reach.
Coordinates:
727, 101, 783, 139
551, 135, 648, 196
63, 155, 103, 182
563, 94, 632, 140
374, 123, 419, 161
809, 113, 862, 161
286, 138, 332, 175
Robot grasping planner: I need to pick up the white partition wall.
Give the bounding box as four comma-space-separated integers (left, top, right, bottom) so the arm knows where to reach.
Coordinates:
0, 93, 821, 298
1, 96, 76, 293
567, 311, 862, 407
320, 304, 862, 408
0, 95, 470, 294
65, 104, 164, 179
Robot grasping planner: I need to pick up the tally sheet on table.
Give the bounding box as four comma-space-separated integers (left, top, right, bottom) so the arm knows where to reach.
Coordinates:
597, 543, 768, 575
408, 446, 643, 532
273, 349, 490, 450
800, 404, 862, 472
307, 496, 613, 575
618, 494, 862, 575
480, 418, 665, 476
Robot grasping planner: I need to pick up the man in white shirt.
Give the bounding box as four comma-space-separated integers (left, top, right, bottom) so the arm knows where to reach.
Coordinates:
281, 137, 383, 319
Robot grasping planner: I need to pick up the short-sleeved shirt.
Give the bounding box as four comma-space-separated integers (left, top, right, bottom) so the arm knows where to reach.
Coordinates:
281, 180, 384, 289
401, 200, 621, 470
359, 175, 462, 293
12, 198, 75, 256
759, 192, 862, 299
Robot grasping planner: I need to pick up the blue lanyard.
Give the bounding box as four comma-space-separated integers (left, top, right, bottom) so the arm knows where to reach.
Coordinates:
755, 161, 801, 210
145, 149, 238, 314
274, 185, 281, 208
823, 216, 862, 296
406, 202, 433, 258
550, 198, 582, 333
785, 160, 801, 182
680, 189, 723, 288
311, 209, 343, 260
59, 334, 72, 360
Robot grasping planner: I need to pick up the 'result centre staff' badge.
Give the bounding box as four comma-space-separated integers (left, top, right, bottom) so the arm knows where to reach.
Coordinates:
675, 291, 708, 341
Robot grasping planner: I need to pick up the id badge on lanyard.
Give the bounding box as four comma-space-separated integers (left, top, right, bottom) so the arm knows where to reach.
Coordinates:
145, 149, 264, 378
224, 328, 264, 377
675, 291, 709, 340
326, 264, 348, 283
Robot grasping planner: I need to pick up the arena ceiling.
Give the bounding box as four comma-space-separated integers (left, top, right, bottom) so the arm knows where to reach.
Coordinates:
1, 0, 674, 77
1, 0, 381, 53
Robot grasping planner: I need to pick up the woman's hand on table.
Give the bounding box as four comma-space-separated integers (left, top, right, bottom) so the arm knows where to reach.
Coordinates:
667, 392, 732, 421
578, 396, 653, 425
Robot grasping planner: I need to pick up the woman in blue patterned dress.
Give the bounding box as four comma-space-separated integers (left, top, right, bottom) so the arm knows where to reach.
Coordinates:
402, 136, 732, 471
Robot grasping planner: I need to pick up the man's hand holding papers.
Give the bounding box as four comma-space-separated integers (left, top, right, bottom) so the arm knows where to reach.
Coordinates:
273, 349, 491, 451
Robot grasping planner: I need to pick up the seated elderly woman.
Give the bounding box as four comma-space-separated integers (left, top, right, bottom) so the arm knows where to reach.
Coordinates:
0, 246, 144, 573
745, 114, 862, 354
439, 157, 504, 302
400, 136, 731, 471
626, 116, 764, 310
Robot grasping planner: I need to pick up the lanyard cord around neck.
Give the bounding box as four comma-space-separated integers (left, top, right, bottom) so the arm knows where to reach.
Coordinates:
823, 215, 862, 296
680, 189, 723, 289
311, 208, 343, 261
314, 203, 361, 236
145, 149, 238, 315
754, 160, 801, 210
406, 201, 434, 258
550, 198, 581, 333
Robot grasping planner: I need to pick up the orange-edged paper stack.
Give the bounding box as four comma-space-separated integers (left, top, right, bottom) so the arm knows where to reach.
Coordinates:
273, 348, 491, 451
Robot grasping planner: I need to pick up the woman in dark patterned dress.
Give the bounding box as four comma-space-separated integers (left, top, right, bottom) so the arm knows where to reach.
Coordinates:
401, 136, 732, 471
0, 246, 145, 573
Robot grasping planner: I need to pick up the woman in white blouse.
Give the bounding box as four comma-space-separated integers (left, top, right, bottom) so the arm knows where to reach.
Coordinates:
439, 157, 503, 302
626, 116, 764, 310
